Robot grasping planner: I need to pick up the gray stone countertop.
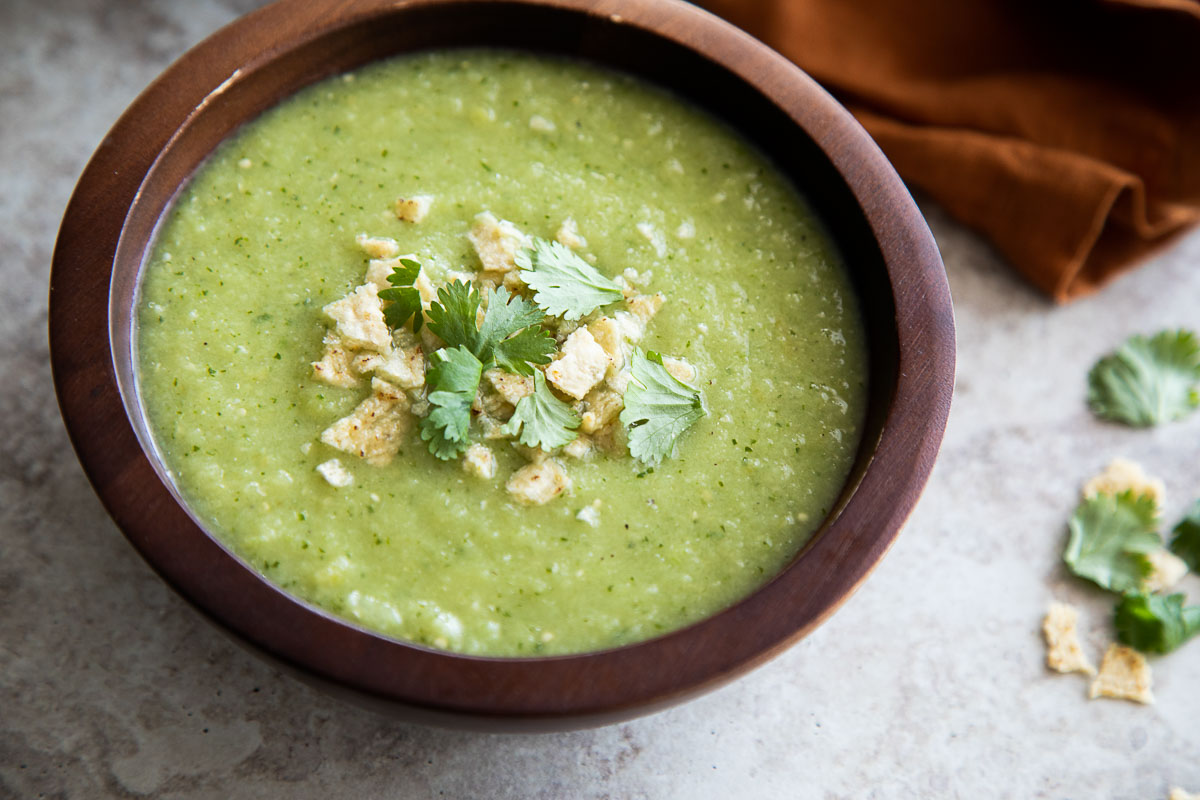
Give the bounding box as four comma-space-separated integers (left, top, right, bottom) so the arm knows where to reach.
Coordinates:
3, 1, 1198, 797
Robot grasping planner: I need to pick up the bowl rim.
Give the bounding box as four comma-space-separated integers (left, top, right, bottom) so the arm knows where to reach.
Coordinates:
49, 0, 954, 729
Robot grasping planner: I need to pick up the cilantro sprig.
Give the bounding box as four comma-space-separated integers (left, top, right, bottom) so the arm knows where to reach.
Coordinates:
425, 280, 482, 354
516, 237, 623, 320
419, 346, 482, 460
379, 258, 710, 467
378, 258, 424, 332
503, 371, 581, 450
1115, 592, 1200, 655
1063, 490, 1161, 593
619, 349, 706, 468
426, 281, 555, 374
1051, 334, 1200, 666
394, 266, 555, 460
1062, 482, 1200, 657
1087, 329, 1200, 426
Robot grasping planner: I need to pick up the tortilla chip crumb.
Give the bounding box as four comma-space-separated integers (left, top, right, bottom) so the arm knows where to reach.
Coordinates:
355, 233, 400, 259
394, 194, 433, 223
506, 458, 571, 505
469, 211, 525, 273
555, 217, 585, 249
1089, 644, 1153, 704
1042, 602, 1096, 676
1142, 549, 1189, 593
322, 283, 391, 352
547, 328, 609, 400
1082, 458, 1165, 511
1169, 788, 1200, 800
312, 333, 360, 388
662, 355, 697, 385
319, 378, 411, 467
315, 459, 353, 488
462, 443, 497, 480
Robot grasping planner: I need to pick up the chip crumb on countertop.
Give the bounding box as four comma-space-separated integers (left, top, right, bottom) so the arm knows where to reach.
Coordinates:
1089, 643, 1153, 704
1141, 549, 1189, 593
1082, 457, 1165, 511
1042, 602, 1096, 676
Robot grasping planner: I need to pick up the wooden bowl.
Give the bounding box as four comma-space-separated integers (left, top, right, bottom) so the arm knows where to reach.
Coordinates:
50, 0, 954, 730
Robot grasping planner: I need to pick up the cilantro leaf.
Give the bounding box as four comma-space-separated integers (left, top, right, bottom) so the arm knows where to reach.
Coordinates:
502, 371, 580, 449
478, 286, 544, 345
426, 280, 483, 355
516, 237, 623, 320
492, 326, 555, 376
480, 287, 554, 375
418, 346, 482, 460
425, 343, 482, 397
1170, 499, 1200, 572
389, 257, 422, 286
1063, 491, 1162, 593
422, 391, 473, 459
1115, 592, 1200, 654
378, 259, 425, 333
1087, 329, 1200, 426
619, 349, 706, 467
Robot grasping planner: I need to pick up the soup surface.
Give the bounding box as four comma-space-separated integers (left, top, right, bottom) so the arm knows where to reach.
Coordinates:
137, 50, 868, 655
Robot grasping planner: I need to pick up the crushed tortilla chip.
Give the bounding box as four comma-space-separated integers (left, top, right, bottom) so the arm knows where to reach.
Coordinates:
1042, 602, 1096, 676
1082, 458, 1165, 511
312, 333, 360, 388
319, 378, 410, 467
1089, 644, 1153, 704
1142, 549, 1189, 593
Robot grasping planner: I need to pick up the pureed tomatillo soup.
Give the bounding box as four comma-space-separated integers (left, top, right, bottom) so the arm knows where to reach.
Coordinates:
136, 50, 868, 656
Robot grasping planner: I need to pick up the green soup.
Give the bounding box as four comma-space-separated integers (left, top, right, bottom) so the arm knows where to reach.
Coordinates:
137, 50, 868, 656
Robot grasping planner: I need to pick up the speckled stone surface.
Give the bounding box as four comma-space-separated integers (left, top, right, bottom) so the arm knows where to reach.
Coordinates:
3, 2, 1199, 797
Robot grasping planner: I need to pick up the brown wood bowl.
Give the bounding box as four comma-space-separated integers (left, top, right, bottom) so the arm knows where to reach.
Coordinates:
50, 0, 954, 730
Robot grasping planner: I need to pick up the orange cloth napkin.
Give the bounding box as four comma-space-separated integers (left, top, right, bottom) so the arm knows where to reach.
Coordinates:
699, 0, 1200, 301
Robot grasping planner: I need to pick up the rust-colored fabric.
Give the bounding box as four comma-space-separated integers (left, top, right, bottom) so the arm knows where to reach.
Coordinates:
699, 0, 1200, 301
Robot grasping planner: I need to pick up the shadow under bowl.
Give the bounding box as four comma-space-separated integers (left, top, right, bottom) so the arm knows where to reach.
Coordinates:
49, 0, 954, 731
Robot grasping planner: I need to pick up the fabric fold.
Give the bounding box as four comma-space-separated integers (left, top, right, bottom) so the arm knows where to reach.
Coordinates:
699, 0, 1200, 301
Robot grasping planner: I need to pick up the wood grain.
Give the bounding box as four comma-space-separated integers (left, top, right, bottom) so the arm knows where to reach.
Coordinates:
49, 0, 954, 730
